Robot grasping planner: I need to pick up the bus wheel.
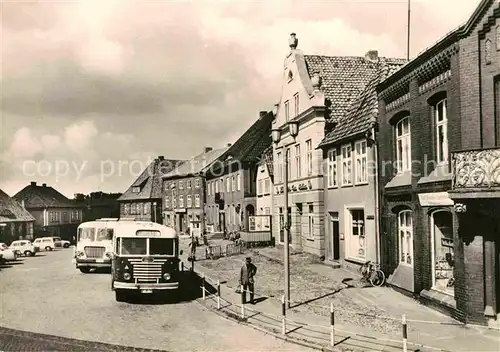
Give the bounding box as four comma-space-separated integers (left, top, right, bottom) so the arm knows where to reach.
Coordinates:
115, 290, 128, 302
79, 267, 91, 274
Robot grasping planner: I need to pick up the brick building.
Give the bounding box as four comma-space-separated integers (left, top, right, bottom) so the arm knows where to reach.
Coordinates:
318, 56, 405, 267
162, 146, 227, 236
118, 156, 184, 224
448, 0, 500, 328
205, 111, 274, 234
14, 182, 83, 241
377, 0, 499, 326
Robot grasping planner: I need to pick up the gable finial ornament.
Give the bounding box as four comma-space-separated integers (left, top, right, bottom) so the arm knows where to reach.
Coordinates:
289, 33, 298, 50
311, 71, 322, 89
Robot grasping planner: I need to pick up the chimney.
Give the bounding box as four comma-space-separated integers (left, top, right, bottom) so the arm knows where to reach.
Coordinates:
30, 181, 36, 186
204, 147, 213, 153
365, 50, 379, 61
259, 111, 267, 118
289, 33, 298, 50
42, 183, 47, 187
227, 143, 232, 147
158, 156, 164, 161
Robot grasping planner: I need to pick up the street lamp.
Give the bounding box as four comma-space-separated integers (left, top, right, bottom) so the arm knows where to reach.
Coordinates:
272, 119, 299, 309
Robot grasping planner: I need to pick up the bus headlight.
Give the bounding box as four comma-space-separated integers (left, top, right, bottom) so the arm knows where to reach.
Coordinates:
105, 252, 113, 259
75, 251, 85, 258
123, 272, 131, 280
163, 273, 171, 281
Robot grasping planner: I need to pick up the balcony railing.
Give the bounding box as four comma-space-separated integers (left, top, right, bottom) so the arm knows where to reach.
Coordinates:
451, 147, 500, 190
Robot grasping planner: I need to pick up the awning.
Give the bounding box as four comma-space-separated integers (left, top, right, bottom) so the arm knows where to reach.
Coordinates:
418, 192, 454, 207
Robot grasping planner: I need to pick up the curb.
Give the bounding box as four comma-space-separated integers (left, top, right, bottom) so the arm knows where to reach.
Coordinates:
195, 299, 344, 352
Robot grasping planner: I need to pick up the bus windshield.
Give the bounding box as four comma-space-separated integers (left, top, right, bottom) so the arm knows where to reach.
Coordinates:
78, 228, 95, 241
118, 238, 175, 256
96, 228, 114, 241
121, 238, 147, 255
150, 238, 174, 256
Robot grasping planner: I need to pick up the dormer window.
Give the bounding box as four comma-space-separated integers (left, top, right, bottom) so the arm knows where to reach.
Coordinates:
132, 186, 141, 193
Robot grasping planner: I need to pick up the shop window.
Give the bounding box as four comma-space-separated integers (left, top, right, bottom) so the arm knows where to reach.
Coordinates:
431, 211, 454, 295
398, 210, 413, 266
347, 208, 365, 259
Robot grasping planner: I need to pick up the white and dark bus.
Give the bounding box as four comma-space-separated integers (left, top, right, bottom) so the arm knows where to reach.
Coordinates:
111, 221, 182, 302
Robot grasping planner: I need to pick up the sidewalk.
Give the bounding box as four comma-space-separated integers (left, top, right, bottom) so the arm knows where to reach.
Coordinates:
180, 239, 500, 351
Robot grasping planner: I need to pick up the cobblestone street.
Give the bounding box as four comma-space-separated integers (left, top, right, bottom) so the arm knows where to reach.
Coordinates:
0, 249, 311, 351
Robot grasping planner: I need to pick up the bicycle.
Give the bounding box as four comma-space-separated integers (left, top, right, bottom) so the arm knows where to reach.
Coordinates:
359, 261, 386, 287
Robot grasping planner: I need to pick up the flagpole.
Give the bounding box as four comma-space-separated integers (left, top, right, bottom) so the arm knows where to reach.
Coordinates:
407, 0, 411, 61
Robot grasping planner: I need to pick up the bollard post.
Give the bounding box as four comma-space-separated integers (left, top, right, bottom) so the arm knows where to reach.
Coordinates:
402, 314, 408, 352
281, 295, 286, 335
217, 280, 221, 310
202, 273, 206, 300
241, 285, 245, 319
330, 302, 335, 347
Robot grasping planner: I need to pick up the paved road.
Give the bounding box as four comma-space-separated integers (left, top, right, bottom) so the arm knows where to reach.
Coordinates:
0, 249, 310, 351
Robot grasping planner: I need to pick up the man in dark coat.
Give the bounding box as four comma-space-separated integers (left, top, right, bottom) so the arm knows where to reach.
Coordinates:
239, 257, 257, 304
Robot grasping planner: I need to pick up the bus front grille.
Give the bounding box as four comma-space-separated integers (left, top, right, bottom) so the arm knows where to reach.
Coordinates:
129, 258, 167, 279
84, 246, 106, 258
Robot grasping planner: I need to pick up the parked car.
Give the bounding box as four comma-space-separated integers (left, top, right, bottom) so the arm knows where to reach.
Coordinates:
0, 243, 19, 263
52, 237, 70, 248
33, 237, 56, 251
10, 240, 39, 257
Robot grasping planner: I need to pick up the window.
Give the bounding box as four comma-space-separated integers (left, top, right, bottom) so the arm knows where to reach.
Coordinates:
396, 117, 411, 173
435, 99, 448, 164
187, 180, 192, 188
71, 210, 79, 221
195, 194, 200, 207
294, 93, 299, 117
144, 203, 151, 214
294, 144, 301, 179
123, 204, 129, 215
354, 140, 367, 184
284, 100, 290, 122
180, 181, 184, 190
398, 210, 413, 266
347, 209, 365, 259
179, 195, 184, 208
207, 182, 211, 196
485, 39, 492, 65
195, 178, 201, 188
431, 211, 454, 296
231, 176, 235, 191
187, 195, 192, 207
258, 180, 263, 195
237, 173, 241, 191
306, 139, 313, 176
132, 186, 141, 193
307, 204, 314, 239
172, 195, 177, 209
327, 149, 338, 187
276, 151, 283, 183
264, 179, 270, 194
130, 203, 137, 215
164, 182, 169, 191
165, 196, 170, 209
286, 148, 292, 179
215, 180, 219, 193
341, 144, 352, 186
226, 177, 230, 192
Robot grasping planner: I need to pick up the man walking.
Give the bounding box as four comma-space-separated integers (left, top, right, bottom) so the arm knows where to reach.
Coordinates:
239, 257, 257, 304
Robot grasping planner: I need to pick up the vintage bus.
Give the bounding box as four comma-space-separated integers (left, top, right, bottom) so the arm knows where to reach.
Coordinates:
74, 218, 126, 273
111, 221, 182, 302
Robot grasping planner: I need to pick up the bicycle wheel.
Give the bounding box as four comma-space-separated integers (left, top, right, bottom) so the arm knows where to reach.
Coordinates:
370, 269, 386, 287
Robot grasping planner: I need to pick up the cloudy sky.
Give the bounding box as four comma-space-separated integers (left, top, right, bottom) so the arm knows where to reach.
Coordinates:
0, 0, 480, 198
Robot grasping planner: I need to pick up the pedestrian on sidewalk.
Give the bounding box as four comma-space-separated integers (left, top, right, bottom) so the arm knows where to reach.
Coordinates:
239, 256, 257, 304
188, 235, 197, 261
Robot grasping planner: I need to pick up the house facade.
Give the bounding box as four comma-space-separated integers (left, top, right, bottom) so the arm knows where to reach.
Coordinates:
118, 156, 184, 224
205, 111, 274, 234
0, 189, 35, 243
318, 57, 405, 267
162, 146, 227, 236
14, 182, 83, 241
377, 0, 499, 326
255, 146, 274, 233
448, 0, 500, 327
